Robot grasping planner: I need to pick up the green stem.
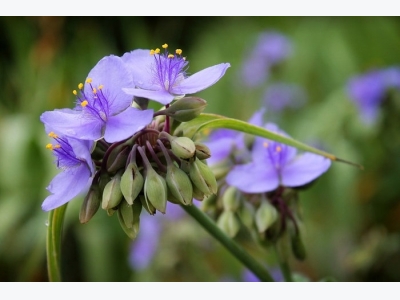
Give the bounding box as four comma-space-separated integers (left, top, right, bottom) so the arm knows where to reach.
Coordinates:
181, 204, 274, 282
46, 203, 68, 282
273, 245, 293, 282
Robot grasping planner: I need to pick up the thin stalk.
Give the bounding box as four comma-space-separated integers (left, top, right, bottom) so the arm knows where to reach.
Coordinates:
181, 204, 274, 282
273, 244, 293, 282
46, 203, 68, 282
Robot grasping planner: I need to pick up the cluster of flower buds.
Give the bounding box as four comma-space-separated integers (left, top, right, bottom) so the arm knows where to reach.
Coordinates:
80, 97, 220, 239
41, 44, 230, 239
202, 110, 331, 261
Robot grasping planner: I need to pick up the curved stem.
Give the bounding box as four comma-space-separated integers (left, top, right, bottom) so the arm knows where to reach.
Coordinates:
181, 204, 274, 282
46, 203, 68, 282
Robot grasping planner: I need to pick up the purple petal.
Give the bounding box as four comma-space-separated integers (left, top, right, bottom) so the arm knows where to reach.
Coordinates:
104, 108, 153, 143
123, 88, 174, 105
86, 55, 134, 114
247, 108, 266, 127
42, 165, 91, 211
121, 49, 156, 90
205, 137, 237, 165
226, 163, 279, 193
40, 109, 104, 140
173, 63, 230, 95
281, 153, 331, 187
68, 138, 95, 175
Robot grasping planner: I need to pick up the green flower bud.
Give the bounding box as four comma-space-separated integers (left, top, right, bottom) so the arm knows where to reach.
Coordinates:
209, 160, 231, 181
171, 137, 196, 159
194, 142, 211, 160
255, 198, 278, 233
120, 162, 144, 205
118, 199, 142, 239
291, 230, 306, 261
79, 184, 101, 224
192, 185, 205, 201
237, 200, 255, 229
222, 186, 240, 211
217, 210, 241, 238
189, 158, 217, 196
166, 162, 193, 205
102, 172, 123, 210
164, 97, 207, 122
139, 195, 156, 215
144, 167, 167, 213
106, 143, 130, 174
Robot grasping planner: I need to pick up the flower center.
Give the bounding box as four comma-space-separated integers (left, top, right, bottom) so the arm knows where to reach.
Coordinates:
46, 132, 83, 170
73, 78, 109, 122
150, 43, 188, 92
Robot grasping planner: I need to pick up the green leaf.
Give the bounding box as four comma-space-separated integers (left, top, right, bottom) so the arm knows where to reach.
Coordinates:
46, 203, 68, 282
175, 113, 362, 168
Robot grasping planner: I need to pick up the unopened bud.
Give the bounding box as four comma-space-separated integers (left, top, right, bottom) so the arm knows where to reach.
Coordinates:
291, 230, 306, 261
237, 200, 255, 229
171, 137, 196, 159
106, 143, 129, 174
195, 142, 211, 160
118, 199, 142, 239
255, 198, 278, 233
217, 210, 241, 238
120, 162, 144, 205
79, 184, 101, 224
144, 168, 167, 213
189, 158, 217, 196
166, 163, 193, 205
164, 97, 207, 122
139, 195, 156, 215
102, 172, 123, 210
192, 185, 205, 201
222, 186, 240, 211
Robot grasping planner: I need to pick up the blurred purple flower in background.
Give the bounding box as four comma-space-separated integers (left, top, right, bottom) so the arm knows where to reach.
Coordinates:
263, 83, 307, 112
241, 31, 292, 87
226, 121, 331, 193
347, 67, 400, 124
242, 268, 284, 282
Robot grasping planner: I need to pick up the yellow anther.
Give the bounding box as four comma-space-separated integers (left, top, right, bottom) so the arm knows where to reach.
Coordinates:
46, 143, 54, 150
150, 49, 155, 55
73, 90, 77, 95
155, 48, 160, 54
162, 43, 168, 49
98, 85, 103, 90
276, 146, 282, 152
86, 78, 92, 84
203, 128, 211, 136
54, 144, 61, 149
92, 88, 97, 94
168, 54, 174, 58
81, 100, 89, 107
48, 132, 58, 138
176, 49, 182, 55
78, 83, 84, 90
263, 142, 269, 148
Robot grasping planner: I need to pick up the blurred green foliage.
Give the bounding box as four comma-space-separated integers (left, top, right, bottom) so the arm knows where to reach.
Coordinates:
1, 16, 400, 282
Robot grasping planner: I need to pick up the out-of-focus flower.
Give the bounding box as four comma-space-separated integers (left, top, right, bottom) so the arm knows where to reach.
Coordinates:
241, 31, 292, 87
347, 67, 400, 124
204, 109, 265, 165
242, 268, 284, 282
122, 44, 230, 105
226, 122, 331, 193
40, 55, 154, 143
263, 83, 307, 112
42, 131, 94, 211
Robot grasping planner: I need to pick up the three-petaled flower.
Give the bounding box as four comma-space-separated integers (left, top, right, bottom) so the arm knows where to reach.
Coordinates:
40, 55, 154, 143
226, 121, 331, 193
122, 44, 230, 105
42, 131, 95, 211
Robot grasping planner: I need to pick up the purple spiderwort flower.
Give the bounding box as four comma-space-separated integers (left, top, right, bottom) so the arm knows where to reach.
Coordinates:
42, 131, 94, 211
263, 83, 307, 113
40, 55, 154, 143
122, 44, 230, 105
241, 31, 292, 87
226, 122, 331, 193
347, 67, 400, 125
